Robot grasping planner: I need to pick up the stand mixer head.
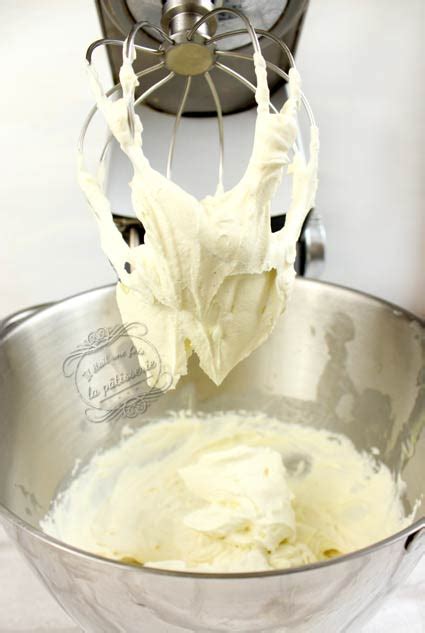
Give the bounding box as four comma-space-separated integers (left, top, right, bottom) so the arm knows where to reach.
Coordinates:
96, 0, 311, 114
0, 4, 423, 632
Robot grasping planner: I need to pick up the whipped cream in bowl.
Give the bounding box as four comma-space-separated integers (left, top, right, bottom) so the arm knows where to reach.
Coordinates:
41, 411, 415, 573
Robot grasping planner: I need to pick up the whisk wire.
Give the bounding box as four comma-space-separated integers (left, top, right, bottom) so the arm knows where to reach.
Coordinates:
86, 38, 161, 63
215, 62, 279, 115
204, 71, 224, 191
78, 61, 166, 155
216, 51, 315, 128
98, 64, 172, 173
125, 21, 173, 60
167, 76, 192, 180
187, 7, 261, 55
207, 29, 296, 70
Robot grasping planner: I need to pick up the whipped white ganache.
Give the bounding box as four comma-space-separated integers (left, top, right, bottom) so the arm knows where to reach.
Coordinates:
78, 49, 318, 387
57, 40, 415, 576
41, 412, 412, 573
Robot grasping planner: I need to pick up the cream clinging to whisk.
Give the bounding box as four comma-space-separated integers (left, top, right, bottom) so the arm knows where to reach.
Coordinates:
78, 20, 319, 387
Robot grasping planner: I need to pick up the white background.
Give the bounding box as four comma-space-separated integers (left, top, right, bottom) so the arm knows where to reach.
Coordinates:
0, 1, 424, 631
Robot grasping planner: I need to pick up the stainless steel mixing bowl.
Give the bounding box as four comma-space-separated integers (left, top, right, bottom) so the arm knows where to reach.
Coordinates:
0, 280, 424, 633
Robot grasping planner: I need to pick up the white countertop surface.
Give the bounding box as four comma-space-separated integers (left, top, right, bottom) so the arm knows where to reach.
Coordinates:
0, 0, 424, 630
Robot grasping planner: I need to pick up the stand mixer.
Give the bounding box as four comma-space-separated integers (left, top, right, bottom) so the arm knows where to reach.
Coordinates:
92, 0, 325, 277
0, 2, 423, 632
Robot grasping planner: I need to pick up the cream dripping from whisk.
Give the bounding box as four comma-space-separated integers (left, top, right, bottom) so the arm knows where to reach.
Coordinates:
78, 50, 319, 387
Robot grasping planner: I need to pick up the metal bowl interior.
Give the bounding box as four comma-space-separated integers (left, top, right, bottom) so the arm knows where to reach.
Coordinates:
0, 279, 424, 632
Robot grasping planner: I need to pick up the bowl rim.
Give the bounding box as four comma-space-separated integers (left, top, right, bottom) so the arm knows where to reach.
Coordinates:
1, 278, 424, 338
0, 278, 424, 579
